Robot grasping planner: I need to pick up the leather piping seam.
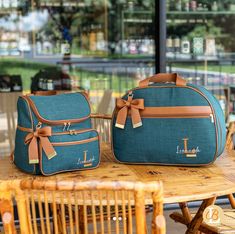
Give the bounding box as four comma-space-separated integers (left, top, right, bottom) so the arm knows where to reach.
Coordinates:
17, 125, 33, 132
19, 96, 36, 174
111, 85, 218, 166
17, 126, 94, 136
51, 136, 98, 146
135, 116, 211, 119
39, 130, 101, 176
24, 95, 91, 125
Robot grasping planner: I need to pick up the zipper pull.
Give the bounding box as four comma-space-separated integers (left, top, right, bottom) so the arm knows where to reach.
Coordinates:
63, 123, 67, 131
36, 122, 42, 129
67, 122, 71, 131
210, 114, 214, 123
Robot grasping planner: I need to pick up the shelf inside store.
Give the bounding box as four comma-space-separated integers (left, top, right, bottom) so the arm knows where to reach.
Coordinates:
167, 11, 235, 15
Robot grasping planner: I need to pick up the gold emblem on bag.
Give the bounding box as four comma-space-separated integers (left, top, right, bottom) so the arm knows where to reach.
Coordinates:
176, 138, 200, 158
77, 150, 95, 167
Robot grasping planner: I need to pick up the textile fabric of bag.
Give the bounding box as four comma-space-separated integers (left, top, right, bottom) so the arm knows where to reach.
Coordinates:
112, 73, 226, 166
14, 92, 100, 175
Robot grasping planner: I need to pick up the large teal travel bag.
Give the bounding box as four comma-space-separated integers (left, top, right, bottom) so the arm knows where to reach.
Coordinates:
14, 92, 100, 175
112, 73, 226, 166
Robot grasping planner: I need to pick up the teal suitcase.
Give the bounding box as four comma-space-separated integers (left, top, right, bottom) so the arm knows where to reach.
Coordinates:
112, 73, 226, 166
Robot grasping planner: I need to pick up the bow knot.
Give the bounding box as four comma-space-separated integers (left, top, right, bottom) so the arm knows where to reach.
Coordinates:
115, 95, 144, 129
25, 126, 57, 164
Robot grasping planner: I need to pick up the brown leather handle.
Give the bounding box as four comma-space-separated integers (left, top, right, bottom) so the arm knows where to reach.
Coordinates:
32, 90, 57, 96
139, 73, 186, 87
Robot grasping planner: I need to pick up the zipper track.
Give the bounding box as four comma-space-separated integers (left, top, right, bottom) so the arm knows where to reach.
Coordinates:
51, 136, 98, 146
139, 115, 211, 119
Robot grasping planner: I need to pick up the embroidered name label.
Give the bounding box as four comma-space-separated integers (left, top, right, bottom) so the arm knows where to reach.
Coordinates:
176, 138, 200, 157
77, 150, 95, 167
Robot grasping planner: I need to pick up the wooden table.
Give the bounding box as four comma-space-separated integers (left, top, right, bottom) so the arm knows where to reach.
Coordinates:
2, 144, 235, 234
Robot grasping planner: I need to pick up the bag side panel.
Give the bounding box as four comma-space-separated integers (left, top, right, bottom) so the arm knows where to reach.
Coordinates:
190, 84, 226, 157
14, 97, 40, 174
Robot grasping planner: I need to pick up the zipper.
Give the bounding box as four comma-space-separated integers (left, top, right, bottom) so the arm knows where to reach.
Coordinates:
139, 114, 214, 122
24, 96, 90, 126
127, 106, 214, 122
51, 136, 98, 146
53, 128, 92, 136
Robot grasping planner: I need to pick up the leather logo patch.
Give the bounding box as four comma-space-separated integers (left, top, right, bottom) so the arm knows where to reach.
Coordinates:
176, 138, 200, 158
77, 150, 95, 167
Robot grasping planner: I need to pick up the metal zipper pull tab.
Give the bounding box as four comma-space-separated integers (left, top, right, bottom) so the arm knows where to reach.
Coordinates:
63, 123, 67, 131
36, 122, 42, 129
210, 114, 214, 123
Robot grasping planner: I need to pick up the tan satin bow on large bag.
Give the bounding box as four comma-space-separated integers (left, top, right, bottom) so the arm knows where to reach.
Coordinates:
115, 93, 144, 129
25, 126, 57, 164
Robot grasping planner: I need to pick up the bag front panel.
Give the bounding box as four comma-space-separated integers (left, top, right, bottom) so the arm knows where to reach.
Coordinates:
113, 117, 216, 165
40, 129, 100, 175
28, 93, 90, 122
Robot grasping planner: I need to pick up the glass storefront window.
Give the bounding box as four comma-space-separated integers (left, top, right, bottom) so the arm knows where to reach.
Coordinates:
166, 0, 235, 119
0, 0, 155, 156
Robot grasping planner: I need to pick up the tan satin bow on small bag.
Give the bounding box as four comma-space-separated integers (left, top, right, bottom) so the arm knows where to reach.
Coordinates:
25, 126, 57, 164
115, 94, 144, 129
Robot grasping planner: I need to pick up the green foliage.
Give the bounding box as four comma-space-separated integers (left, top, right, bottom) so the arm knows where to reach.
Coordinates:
187, 21, 221, 40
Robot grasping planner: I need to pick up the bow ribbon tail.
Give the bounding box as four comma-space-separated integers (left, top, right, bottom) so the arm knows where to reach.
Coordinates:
40, 136, 57, 160
115, 106, 128, 129
131, 107, 142, 128
28, 137, 39, 164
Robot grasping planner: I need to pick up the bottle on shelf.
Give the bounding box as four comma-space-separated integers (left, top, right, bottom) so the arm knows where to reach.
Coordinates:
181, 38, 190, 54
184, 0, 190, 11
174, 37, 181, 53
47, 79, 54, 91
190, 0, 197, 11
211, 1, 218, 11
175, 0, 182, 11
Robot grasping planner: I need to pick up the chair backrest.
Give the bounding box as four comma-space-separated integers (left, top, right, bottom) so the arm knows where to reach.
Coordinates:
96, 90, 113, 114
2, 180, 164, 234
226, 121, 235, 150
91, 114, 112, 143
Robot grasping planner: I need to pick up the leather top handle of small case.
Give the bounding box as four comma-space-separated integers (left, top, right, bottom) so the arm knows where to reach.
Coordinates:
32, 90, 57, 96
139, 73, 187, 87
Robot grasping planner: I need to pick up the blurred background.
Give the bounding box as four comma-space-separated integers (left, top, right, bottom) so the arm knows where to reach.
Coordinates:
1, 0, 235, 155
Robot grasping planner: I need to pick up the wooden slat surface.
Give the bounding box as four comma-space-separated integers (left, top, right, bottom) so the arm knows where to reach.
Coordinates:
2, 144, 235, 204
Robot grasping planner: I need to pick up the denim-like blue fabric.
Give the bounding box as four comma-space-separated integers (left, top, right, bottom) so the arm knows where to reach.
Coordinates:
29, 93, 90, 121
189, 84, 226, 156
41, 130, 100, 175
14, 93, 99, 175
113, 84, 226, 165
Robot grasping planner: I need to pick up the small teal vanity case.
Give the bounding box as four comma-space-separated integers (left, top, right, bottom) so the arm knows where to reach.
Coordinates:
112, 73, 226, 166
14, 92, 100, 175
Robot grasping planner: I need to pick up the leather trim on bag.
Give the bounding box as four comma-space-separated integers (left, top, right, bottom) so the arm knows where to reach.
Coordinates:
128, 106, 212, 118
51, 136, 98, 146
17, 125, 33, 132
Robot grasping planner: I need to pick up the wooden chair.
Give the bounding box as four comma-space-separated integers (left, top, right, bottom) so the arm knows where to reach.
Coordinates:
170, 121, 235, 234
1, 180, 165, 234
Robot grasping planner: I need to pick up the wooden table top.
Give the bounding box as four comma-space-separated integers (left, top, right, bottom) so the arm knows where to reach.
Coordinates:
2, 143, 235, 204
